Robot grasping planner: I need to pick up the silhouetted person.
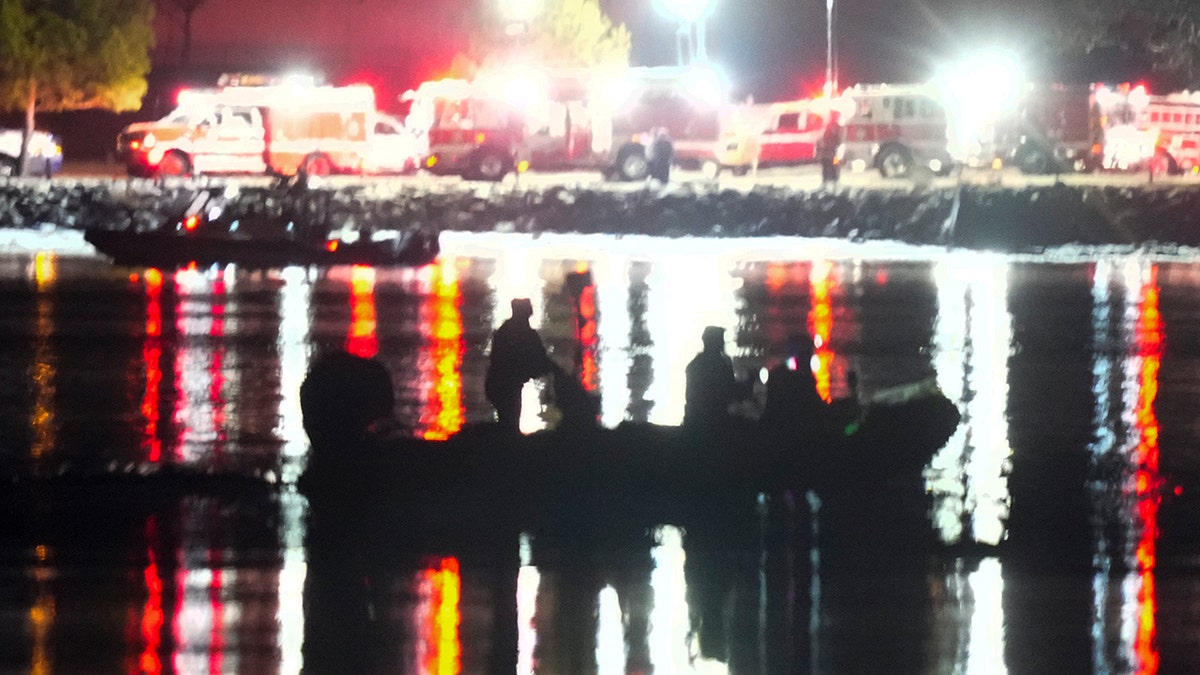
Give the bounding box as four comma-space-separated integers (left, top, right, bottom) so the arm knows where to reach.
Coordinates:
829, 370, 865, 434
761, 334, 834, 466
486, 298, 552, 433
647, 127, 673, 184
684, 326, 741, 427
818, 111, 844, 188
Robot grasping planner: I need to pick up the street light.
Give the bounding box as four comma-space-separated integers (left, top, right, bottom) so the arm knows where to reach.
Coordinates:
499, 0, 542, 35
825, 0, 836, 96
654, 0, 716, 64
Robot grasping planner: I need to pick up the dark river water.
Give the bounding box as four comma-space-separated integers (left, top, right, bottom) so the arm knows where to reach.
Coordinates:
1, 230, 1199, 674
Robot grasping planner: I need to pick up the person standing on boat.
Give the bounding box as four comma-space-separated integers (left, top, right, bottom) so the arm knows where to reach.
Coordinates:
684, 326, 743, 427
486, 298, 553, 433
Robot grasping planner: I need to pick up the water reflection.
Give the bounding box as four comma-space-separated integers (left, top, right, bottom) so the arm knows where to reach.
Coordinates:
6, 237, 1200, 673
29, 252, 57, 466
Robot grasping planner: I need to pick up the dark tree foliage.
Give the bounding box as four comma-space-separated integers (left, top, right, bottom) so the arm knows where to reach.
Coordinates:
1051, 0, 1200, 88
0, 0, 155, 174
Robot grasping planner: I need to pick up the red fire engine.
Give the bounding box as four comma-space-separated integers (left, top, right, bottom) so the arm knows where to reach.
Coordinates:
405, 65, 732, 182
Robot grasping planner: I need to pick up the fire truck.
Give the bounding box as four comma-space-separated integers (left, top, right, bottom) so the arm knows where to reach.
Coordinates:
406, 65, 733, 182
839, 83, 954, 178
116, 79, 411, 178
1110, 89, 1200, 173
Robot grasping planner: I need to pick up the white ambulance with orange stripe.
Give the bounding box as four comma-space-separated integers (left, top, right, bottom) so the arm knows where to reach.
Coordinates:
116, 77, 413, 178
839, 83, 954, 177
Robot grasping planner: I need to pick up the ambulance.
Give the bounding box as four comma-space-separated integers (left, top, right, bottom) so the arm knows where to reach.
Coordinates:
839, 83, 954, 177
116, 78, 415, 178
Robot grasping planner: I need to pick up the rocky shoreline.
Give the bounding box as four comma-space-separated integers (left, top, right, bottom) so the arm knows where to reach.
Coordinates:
3, 176, 1200, 254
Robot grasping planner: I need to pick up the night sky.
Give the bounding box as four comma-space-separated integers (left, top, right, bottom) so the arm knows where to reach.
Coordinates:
152, 0, 1052, 105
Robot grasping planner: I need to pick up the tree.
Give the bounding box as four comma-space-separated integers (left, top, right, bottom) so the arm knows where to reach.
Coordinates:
1052, 0, 1200, 88
463, 0, 632, 73
0, 0, 155, 175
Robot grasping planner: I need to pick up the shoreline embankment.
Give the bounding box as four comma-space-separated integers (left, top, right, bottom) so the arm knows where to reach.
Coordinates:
3, 177, 1200, 254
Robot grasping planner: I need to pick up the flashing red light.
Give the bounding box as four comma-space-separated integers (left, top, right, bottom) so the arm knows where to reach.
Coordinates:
183, 215, 200, 231
326, 240, 339, 252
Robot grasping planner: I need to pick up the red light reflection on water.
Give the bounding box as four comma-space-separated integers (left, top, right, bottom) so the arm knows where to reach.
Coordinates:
575, 267, 599, 392
1133, 267, 1162, 674
142, 270, 164, 462
347, 266, 378, 358
140, 517, 164, 674
809, 261, 835, 402
422, 260, 464, 440
422, 557, 462, 675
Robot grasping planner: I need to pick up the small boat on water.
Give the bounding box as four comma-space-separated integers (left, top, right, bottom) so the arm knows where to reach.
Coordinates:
84, 184, 440, 269
297, 352, 962, 533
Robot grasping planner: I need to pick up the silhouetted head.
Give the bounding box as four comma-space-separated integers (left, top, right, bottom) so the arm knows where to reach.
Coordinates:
785, 334, 814, 359
510, 298, 533, 320
701, 325, 726, 351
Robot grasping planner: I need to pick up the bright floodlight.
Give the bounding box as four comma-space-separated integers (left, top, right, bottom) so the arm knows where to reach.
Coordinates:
934, 49, 1025, 161
499, 0, 542, 22
654, 0, 715, 23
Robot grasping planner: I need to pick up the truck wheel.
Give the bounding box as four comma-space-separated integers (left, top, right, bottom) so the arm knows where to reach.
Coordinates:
472, 149, 509, 182
877, 147, 912, 178
158, 151, 191, 177
1017, 147, 1052, 174
302, 154, 333, 176
616, 145, 648, 181
0, 156, 17, 177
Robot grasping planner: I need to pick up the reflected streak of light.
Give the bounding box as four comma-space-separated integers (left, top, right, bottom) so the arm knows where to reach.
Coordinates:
173, 269, 228, 463
596, 585, 624, 675
347, 265, 377, 358
28, 545, 54, 675
141, 518, 164, 674
143, 269, 164, 462
423, 258, 464, 440
578, 277, 599, 392
593, 253, 632, 427
276, 492, 307, 674
422, 558, 462, 675
517, 546, 541, 674
1133, 263, 1161, 674
808, 260, 834, 402
30, 251, 57, 462
927, 255, 1011, 546
649, 525, 696, 672
966, 558, 1007, 675
276, 267, 312, 483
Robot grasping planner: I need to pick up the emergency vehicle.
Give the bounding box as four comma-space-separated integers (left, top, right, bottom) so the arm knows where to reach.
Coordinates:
1108, 89, 1200, 173
696, 99, 828, 176
116, 80, 414, 178
839, 83, 954, 177
407, 65, 732, 182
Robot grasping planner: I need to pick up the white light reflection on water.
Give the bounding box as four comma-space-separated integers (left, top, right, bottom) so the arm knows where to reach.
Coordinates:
596, 584, 625, 674
928, 253, 1012, 546
966, 558, 1007, 674
173, 267, 238, 464
276, 266, 313, 483
517, 533, 540, 674
649, 525, 695, 672
274, 267, 312, 674
593, 252, 633, 427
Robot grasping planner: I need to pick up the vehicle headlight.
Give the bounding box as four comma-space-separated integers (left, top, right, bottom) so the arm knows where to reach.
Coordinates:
142, 132, 157, 149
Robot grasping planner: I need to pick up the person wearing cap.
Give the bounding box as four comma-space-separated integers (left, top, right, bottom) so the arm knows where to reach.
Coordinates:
683, 326, 741, 427
485, 298, 553, 433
